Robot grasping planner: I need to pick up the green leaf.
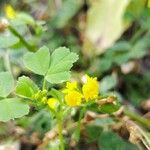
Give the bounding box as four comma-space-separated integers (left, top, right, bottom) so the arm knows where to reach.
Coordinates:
16, 76, 39, 98
139, 9, 150, 30
0, 33, 19, 48
99, 103, 120, 114
46, 47, 78, 83
98, 131, 138, 150
46, 71, 71, 84
86, 125, 103, 142
100, 74, 117, 93
11, 13, 35, 26
23, 46, 50, 75
0, 72, 14, 98
94, 117, 114, 127
86, 0, 130, 54
51, 0, 83, 28
0, 98, 29, 122
129, 38, 149, 59
30, 110, 52, 136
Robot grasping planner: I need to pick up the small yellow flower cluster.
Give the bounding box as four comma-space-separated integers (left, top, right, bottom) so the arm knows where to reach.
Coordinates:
64, 82, 83, 107
32, 75, 99, 109
82, 75, 99, 101
32, 90, 58, 110
4, 5, 16, 19
63, 75, 99, 107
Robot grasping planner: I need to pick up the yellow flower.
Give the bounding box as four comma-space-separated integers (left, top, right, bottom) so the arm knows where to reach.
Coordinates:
65, 90, 83, 107
82, 75, 99, 101
4, 4, 16, 19
63, 81, 77, 93
66, 81, 77, 90
47, 98, 58, 109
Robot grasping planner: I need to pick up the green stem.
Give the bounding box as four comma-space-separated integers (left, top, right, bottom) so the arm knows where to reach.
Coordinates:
75, 106, 86, 142
8, 25, 36, 52
57, 115, 64, 150
42, 77, 46, 90
125, 109, 150, 129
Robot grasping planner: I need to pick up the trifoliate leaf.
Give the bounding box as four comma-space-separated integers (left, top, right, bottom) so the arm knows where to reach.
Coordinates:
46, 47, 78, 83
23, 46, 50, 75
0, 72, 14, 98
16, 76, 39, 98
0, 98, 29, 122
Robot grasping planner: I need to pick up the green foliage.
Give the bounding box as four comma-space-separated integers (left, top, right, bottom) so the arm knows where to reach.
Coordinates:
86, 125, 102, 142
0, 67, 30, 123
29, 110, 52, 137
11, 13, 35, 26
0, 98, 29, 122
46, 47, 78, 83
123, 73, 150, 106
16, 76, 39, 98
23, 46, 50, 75
98, 131, 138, 150
24, 46, 78, 83
99, 103, 120, 114
0, 72, 14, 98
90, 38, 150, 76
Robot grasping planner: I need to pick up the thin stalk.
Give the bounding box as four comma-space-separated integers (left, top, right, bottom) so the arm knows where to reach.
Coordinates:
125, 109, 150, 129
141, 137, 150, 150
8, 25, 36, 52
57, 115, 64, 150
139, 127, 150, 150
76, 107, 86, 141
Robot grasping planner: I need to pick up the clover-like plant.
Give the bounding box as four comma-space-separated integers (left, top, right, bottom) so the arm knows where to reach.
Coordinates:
0, 46, 119, 150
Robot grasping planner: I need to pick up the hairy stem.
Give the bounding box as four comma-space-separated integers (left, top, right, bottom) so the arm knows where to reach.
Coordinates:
76, 107, 86, 141
57, 115, 64, 150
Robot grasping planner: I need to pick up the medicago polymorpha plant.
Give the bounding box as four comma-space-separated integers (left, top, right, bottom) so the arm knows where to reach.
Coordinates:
0, 46, 119, 150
